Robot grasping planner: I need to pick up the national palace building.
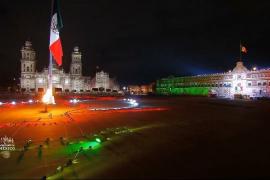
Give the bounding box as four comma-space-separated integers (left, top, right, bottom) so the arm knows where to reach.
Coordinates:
20, 41, 119, 93
156, 60, 270, 99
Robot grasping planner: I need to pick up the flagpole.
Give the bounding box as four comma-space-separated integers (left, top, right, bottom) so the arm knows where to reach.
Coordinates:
48, 0, 54, 103
49, 0, 54, 93
43, 0, 62, 105
49, 54, 52, 92
239, 40, 242, 61
43, 0, 55, 105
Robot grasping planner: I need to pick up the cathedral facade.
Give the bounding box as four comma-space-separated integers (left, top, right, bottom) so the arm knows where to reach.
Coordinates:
20, 41, 119, 93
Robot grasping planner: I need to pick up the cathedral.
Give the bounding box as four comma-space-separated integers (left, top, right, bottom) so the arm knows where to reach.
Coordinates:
20, 41, 119, 93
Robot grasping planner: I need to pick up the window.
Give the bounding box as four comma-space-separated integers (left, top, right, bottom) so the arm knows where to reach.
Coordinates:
263, 82, 267, 86
258, 82, 261, 86
251, 74, 257, 78
27, 66, 29, 72
248, 83, 251, 86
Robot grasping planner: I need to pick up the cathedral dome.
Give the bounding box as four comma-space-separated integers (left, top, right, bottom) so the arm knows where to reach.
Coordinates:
25, 41, 32, 47
74, 46, 79, 52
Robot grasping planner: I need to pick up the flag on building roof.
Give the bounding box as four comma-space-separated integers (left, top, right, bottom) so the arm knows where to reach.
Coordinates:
49, 0, 63, 66
241, 44, 247, 54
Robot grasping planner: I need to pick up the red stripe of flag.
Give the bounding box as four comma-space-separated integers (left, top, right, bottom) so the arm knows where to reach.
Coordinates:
49, 38, 63, 66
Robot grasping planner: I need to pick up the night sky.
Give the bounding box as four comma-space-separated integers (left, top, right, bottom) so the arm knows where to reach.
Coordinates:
1, 0, 270, 86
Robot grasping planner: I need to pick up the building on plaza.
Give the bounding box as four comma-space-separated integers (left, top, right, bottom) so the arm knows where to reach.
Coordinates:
20, 41, 119, 93
95, 71, 109, 90
127, 84, 154, 95
156, 60, 270, 99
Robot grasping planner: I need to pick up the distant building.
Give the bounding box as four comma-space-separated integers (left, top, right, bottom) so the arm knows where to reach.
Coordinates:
95, 71, 109, 90
156, 61, 270, 99
20, 41, 119, 93
128, 84, 154, 95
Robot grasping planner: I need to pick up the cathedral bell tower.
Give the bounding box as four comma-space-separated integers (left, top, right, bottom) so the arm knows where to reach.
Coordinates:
70, 46, 82, 76
21, 41, 36, 74
20, 41, 36, 92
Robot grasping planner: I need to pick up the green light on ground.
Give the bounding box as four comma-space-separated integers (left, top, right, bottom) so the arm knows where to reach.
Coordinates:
95, 138, 101, 143
85, 141, 100, 150
66, 140, 101, 153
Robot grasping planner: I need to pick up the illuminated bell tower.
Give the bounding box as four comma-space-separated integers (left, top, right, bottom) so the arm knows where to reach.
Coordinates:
70, 46, 82, 76
20, 41, 36, 92
231, 61, 249, 96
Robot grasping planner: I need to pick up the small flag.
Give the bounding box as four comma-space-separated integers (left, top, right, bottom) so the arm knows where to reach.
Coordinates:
49, 0, 63, 66
241, 45, 247, 53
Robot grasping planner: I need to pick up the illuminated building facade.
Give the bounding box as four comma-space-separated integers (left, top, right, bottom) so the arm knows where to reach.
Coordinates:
95, 71, 109, 89
156, 61, 270, 99
128, 84, 154, 95
20, 41, 119, 93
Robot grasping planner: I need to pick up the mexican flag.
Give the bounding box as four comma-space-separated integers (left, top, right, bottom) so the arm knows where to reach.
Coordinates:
49, 0, 63, 66
241, 44, 247, 54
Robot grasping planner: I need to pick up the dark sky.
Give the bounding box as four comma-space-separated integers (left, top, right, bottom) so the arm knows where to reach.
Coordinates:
1, 0, 270, 86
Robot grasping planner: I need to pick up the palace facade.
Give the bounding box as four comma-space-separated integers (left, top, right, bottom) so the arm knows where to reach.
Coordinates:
20, 41, 119, 93
156, 61, 270, 99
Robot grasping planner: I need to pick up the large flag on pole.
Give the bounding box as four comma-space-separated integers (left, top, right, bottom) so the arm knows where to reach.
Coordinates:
49, 0, 63, 66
